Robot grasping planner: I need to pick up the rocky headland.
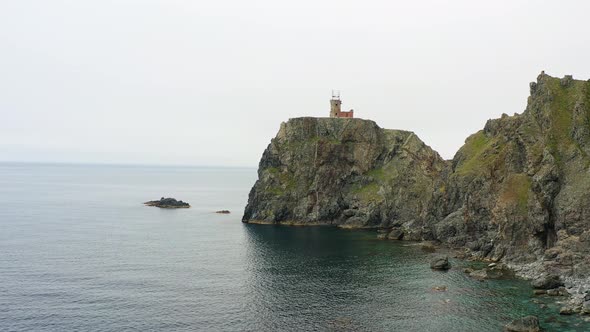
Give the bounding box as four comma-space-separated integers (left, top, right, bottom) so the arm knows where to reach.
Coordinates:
144, 197, 190, 208
243, 73, 590, 314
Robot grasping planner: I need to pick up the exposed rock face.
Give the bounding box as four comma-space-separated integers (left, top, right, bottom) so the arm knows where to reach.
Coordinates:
243, 73, 590, 282
144, 197, 190, 208
243, 117, 446, 228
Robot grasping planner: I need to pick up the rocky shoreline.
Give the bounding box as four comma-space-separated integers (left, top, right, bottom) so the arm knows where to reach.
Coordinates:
387, 236, 590, 322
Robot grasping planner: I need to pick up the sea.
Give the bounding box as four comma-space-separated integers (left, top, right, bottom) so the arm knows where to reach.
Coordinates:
1, 162, 589, 331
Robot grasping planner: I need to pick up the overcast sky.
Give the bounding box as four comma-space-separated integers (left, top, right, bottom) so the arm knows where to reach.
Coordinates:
1, 1, 590, 167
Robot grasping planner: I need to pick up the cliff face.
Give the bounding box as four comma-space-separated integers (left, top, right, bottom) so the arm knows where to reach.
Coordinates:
243, 117, 446, 229
243, 73, 590, 278
436, 73, 590, 278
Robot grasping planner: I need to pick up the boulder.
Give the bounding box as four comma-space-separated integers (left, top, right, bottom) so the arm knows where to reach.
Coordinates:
387, 228, 404, 240
469, 264, 513, 281
430, 256, 450, 270
469, 269, 489, 281
531, 275, 563, 290
503, 316, 541, 332
546, 287, 566, 296
559, 306, 576, 315
560, 75, 573, 87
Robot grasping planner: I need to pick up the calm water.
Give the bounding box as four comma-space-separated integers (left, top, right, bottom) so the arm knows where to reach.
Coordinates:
0, 163, 588, 331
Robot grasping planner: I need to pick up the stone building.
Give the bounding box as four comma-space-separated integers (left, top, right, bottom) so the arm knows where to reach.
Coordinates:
329, 92, 354, 118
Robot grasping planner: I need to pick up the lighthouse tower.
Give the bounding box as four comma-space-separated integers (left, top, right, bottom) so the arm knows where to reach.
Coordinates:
330, 91, 342, 117
329, 91, 354, 118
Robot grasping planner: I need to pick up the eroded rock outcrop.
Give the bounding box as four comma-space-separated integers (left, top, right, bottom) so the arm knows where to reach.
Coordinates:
243, 73, 590, 285
243, 117, 446, 228
144, 197, 190, 208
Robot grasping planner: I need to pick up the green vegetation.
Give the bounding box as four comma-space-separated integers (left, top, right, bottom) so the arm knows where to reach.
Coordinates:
366, 167, 385, 180
543, 76, 590, 165
264, 167, 296, 196
267, 167, 280, 175
499, 173, 532, 214
351, 182, 383, 203
546, 77, 577, 163
454, 131, 501, 176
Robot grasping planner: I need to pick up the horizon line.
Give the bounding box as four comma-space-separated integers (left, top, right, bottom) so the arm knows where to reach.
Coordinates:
0, 160, 258, 169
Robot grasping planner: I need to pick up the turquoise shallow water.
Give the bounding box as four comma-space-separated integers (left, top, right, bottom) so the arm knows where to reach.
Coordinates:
0, 163, 589, 331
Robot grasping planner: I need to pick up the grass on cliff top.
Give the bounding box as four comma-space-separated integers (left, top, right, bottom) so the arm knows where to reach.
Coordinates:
498, 173, 531, 214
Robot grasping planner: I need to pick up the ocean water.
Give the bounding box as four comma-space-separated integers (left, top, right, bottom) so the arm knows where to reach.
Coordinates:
0, 163, 589, 332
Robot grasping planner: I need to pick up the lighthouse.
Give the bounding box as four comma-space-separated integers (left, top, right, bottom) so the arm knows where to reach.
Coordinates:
329, 91, 354, 118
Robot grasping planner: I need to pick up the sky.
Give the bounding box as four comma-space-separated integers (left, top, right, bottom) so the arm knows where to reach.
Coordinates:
2, 0, 590, 167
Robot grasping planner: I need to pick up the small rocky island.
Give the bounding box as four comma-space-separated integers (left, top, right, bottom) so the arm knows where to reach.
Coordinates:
144, 197, 190, 208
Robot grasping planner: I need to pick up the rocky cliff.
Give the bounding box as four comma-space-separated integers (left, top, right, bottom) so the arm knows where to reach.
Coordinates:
436, 73, 590, 281
243, 73, 590, 281
242, 117, 446, 230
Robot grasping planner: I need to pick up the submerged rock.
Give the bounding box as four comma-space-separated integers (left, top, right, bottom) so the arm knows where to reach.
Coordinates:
469, 264, 514, 281
503, 315, 541, 332
469, 269, 489, 281
144, 197, 190, 209
215, 210, 231, 214
420, 242, 437, 252
432, 285, 447, 292
430, 256, 450, 270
